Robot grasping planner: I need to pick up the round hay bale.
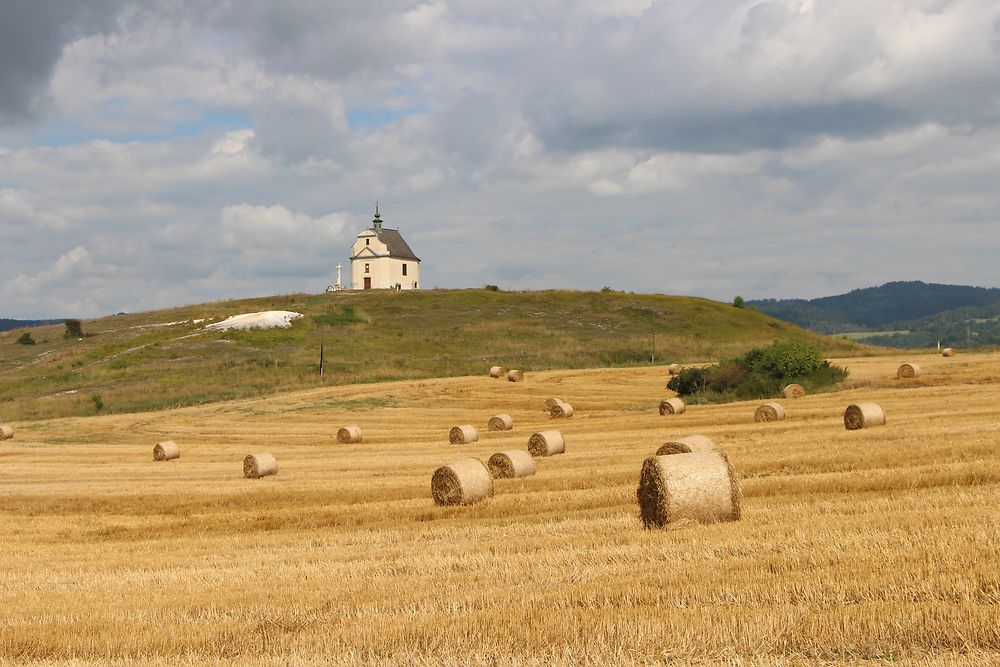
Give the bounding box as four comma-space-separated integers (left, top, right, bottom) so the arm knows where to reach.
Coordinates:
754, 402, 786, 422
544, 397, 560, 410
0, 424, 13, 441
449, 425, 479, 444
243, 452, 278, 479
667, 364, 682, 375
337, 425, 363, 444
487, 450, 537, 479
844, 403, 886, 430
528, 430, 565, 457
432, 457, 494, 505
782, 384, 806, 399
897, 363, 922, 379
550, 401, 574, 418
658, 397, 686, 415
637, 451, 741, 527
488, 414, 514, 431
942, 348, 955, 357
507, 369, 524, 382
153, 440, 180, 461
656, 434, 717, 456
489, 365, 506, 378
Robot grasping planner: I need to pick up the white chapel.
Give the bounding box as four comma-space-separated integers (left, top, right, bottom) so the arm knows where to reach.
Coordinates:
349, 205, 421, 290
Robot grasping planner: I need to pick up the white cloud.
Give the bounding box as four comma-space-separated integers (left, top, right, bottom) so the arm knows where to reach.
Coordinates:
1, 0, 999, 316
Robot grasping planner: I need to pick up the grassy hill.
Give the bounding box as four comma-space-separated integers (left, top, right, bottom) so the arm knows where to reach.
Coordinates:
749, 280, 1000, 334
0, 288, 856, 421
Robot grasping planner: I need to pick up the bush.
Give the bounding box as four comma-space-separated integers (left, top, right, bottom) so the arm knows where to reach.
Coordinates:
484, 284, 500, 292
748, 339, 823, 377
732, 295, 745, 308
17, 332, 36, 345
64, 319, 84, 338
91, 394, 104, 412
667, 367, 709, 395
668, 340, 847, 402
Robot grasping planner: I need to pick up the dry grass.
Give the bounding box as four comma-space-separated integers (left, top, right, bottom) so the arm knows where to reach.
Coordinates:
0, 352, 999, 665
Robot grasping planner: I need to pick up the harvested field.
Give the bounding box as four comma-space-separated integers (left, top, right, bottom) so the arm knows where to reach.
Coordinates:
0, 351, 999, 665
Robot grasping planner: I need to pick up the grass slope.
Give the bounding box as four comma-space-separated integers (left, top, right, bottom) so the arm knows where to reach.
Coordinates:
0, 288, 855, 421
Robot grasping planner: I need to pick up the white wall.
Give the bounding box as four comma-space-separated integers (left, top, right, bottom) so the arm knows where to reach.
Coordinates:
351, 256, 420, 290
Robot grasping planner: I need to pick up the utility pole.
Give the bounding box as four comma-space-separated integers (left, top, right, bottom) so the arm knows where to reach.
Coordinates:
319, 323, 325, 378
651, 328, 656, 363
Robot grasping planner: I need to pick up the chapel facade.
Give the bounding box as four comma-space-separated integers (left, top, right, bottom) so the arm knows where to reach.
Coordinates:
349, 206, 421, 290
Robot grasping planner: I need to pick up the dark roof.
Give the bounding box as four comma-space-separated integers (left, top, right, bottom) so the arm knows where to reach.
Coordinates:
374, 228, 420, 261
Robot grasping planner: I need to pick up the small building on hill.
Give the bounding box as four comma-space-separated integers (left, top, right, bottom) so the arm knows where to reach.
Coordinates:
349, 205, 421, 290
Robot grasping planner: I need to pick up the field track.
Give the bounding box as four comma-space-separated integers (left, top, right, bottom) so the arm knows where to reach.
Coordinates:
1, 352, 998, 665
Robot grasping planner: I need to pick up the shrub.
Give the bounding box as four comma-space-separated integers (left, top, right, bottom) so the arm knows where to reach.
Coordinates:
748, 339, 823, 378
484, 284, 500, 292
64, 319, 84, 338
732, 295, 745, 308
669, 340, 847, 402
17, 332, 36, 345
91, 394, 104, 412
667, 367, 710, 395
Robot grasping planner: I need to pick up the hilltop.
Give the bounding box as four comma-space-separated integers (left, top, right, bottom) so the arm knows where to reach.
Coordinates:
0, 288, 856, 420
749, 280, 1000, 342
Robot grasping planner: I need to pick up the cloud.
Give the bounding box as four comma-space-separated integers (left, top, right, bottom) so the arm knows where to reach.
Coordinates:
2, 1, 1000, 317
0, 1, 122, 124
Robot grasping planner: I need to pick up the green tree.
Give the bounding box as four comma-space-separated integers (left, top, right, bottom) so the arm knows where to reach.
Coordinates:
64, 319, 84, 338
732, 295, 745, 308
16, 332, 36, 345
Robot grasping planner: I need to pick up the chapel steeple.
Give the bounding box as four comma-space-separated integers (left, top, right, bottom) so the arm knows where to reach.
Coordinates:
372, 202, 382, 232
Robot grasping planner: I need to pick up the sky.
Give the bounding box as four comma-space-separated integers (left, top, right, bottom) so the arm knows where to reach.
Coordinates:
1, 0, 999, 318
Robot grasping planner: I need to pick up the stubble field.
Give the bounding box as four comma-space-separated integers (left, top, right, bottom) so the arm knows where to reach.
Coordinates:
1, 351, 998, 665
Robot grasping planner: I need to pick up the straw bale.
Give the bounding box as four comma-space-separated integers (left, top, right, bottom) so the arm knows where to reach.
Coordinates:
528, 430, 565, 457
754, 402, 786, 422
550, 401, 574, 418
782, 383, 806, 399
897, 363, 922, 379
488, 414, 514, 431
667, 364, 682, 375
487, 450, 537, 479
337, 425, 363, 444
243, 452, 278, 478
844, 403, 886, 430
544, 397, 560, 410
942, 348, 955, 357
656, 434, 717, 456
449, 425, 479, 444
153, 440, 180, 461
507, 369, 524, 382
658, 397, 686, 415
637, 451, 741, 527
0, 424, 13, 440
489, 366, 506, 378
432, 457, 494, 505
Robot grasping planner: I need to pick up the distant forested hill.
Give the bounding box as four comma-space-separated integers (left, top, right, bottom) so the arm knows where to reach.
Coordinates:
0, 318, 62, 333
749, 281, 1000, 335
865, 301, 1000, 349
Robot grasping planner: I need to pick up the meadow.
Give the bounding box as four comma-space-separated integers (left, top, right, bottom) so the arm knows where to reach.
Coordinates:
1, 351, 998, 665
0, 289, 855, 421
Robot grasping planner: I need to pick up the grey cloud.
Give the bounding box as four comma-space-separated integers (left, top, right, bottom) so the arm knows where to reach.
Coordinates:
0, 0, 121, 124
